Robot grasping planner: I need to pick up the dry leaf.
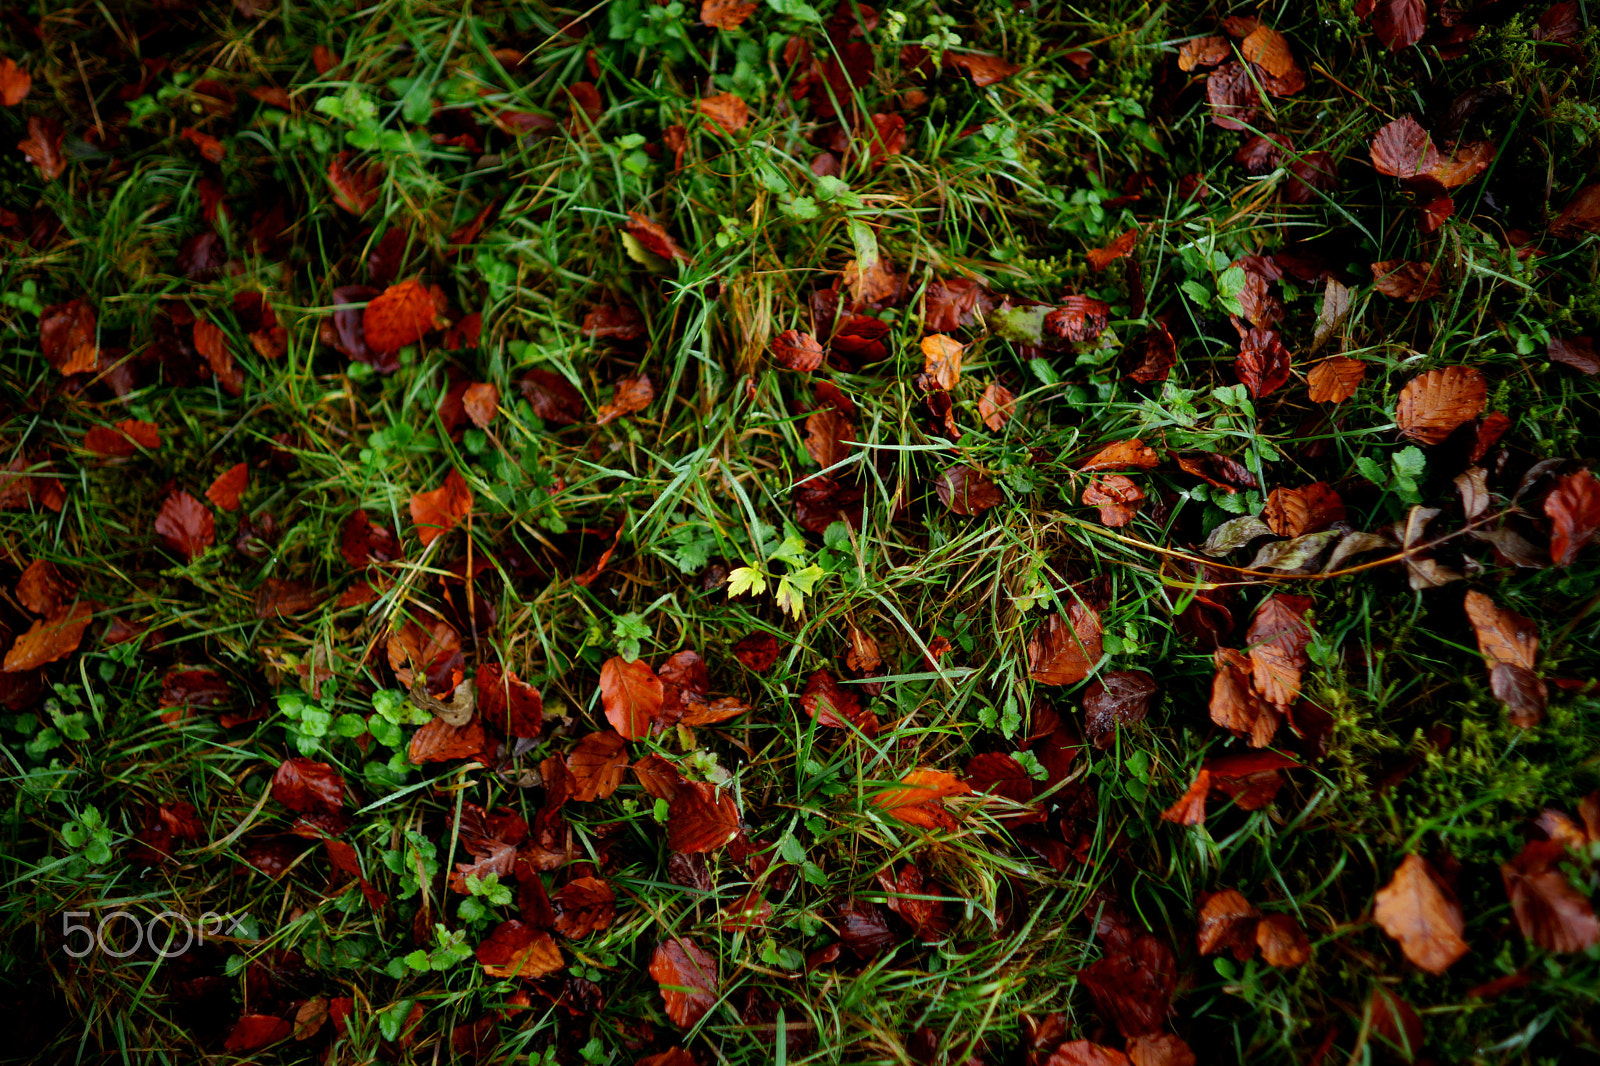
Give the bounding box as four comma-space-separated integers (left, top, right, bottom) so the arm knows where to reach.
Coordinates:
463, 382, 499, 428
919, 334, 963, 391
701, 0, 757, 30
1087, 229, 1138, 271
1210, 647, 1278, 747
625, 212, 692, 264
568, 731, 629, 801
1371, 260, 1443, 302
1264, 483, 1345, 537
668, 781, 742, 852
0, 58, 31, 106
1080, 438, 1159, 471
1373, 853, 1469, 974
477, 920, 564, 979
1246, 593, 1312, 706
1462, 590, 1537, 671
1307, 356, 1364, 403
772, 329, 824, 372
1196, 889, 1260, 960
1395, 366, 1487, 444
1255, 914, 1311, 967
1178, 37, 1230, 72
1083, 475, 1145, 527
805, 407, 856, 468
943, 51, 1021, 87
696, 92, 748, 134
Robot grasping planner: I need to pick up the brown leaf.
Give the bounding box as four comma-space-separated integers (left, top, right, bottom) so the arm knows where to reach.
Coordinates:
1046, 1041, 1133, 1066
943, 51, 1021, 87
935, 464, 1004, 515
17, 560, 73, 617
1549, 337, 1600, 376
17, 115, 64, 180
1429, 140, 1494, 188
1307, 356, 1364, 403
1160, 769, 1211, 825
1246, 593, 1312, 706
271, 758, 345, 814
668, 781, 742, 852
3, 602, 93, 673
386, 617, 461, 691
1374, 853, 1469, 974
920, 334, 963, 391
1264, 483, 1345, 537
1080, 438, 1158, 471
364, 279, 441, 354
1492, 663, 1548, 728
155, 491, 215, 560
408, 716, 486, 763
1210, 647, 1279, 747
1501, 841, 1600, 953
1205, 63, 1259, 130
1083, 475, 1145, 527
800, 670, 876, 734
40, 299, 98, 374
1196, 889, 1260, 960
519, 369, 587, 424
1395, 366, 1487, 444
804, 406, 856, 468
979, 383, 1016, 431
462, 383, 499, 428
870, 768, 970, 830
254, 578, 324, 619
1076, 932, 1176, 1039
625, 212, 692, 264
0, 58, 32, 106
649, 938, 719, 1028
700, 0, 756, 30
1240, 25, 1295, 77
1370, 117, 1439, 178
327, 151, 380, 214
553, 877, 615, 938
696, 92, 748, 135
1178, 36, 1230, 71
1372, 0, 1427, 50
206, 462, 249, 511
476, 663, 544, 737
1463, 590, 1537, 671
1546, 469, 1600, 565
718, 890, 773, 932
1083, 670, 1157, 748
409, 468, 472, 547
1028, 604, 1103, 686
85, 420, 160, 458
1176, 451, 1258, 491
194, 316, 243, 395
599, 656, 663, 740
1255, 913, 1311, 967
772, 329, 824, 372
1371, 260, 1443, 302
1551, 182, 1600, 237
732, 631, 779, 672
567, 730, 629, 801
477, 920, 564, 979
1124, 322, 1177, 384
1043, 296, 1111, 342
1125, 1034, 1196, 1066
1087, 229, 1138, 271
1235, 331, 1292, 398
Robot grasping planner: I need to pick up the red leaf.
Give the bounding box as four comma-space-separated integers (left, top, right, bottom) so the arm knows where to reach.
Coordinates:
271, 758, 345, 814
1545, 469, 1600, 565
599, 656, 663, 740
1196, 889, 1260, 960
1178, 37, 1230, 72
800, 670, 877, 734
667, 781, 742, 852
772, 329, 825, 371
1235, 330, 1291, 398
979, 383, 1016, 431
935, 464, 1005, 515
1549, 337, 1600, 376
1501, 840, 1600, 953
1210, 647, 1279, 747
1161, 770, 1211, 825
409, 468, 473, 546
1087, 228, 1138, 271
326, 151, 380, 215
1043, 295, 1110, 342
206, 462, 249, 511
732, 631, 780, 672
567, 731, 629, 801
1083, 475, 1145, 527
552, 876, 615, 938
477, 920, 564, 979
0, 58, 32, 106
18, 115, 64, 180
463, 382, 500, 428
85, 420, 160, 458
155, 491, 215, 560
1371, 260, 1444, 302
1371, 0, 1427, 51
224, 1015, 292, 1052
364, 279, 442, 354
1027, 603, 1103, 686
16, 560, 74, 616
625, 212, 692, 264
409, 717, 487, 763
1370, 117, 1439, 177
1205, 64, 1259, 130
40, 299, 98, 374
870, 769, 970, 830
1255, 913, 1311, 967
1246, 593, 1312, 706
1075, 933, 1176, 1038
701, 0, 756, 30
942, 51, 1020, 87
696, 92, 749, 135
476, 663, 544, 738
805, 407, 856, 468
341, 510, 401, 567
649, 938, 719, 1028
3, 602, 93, 673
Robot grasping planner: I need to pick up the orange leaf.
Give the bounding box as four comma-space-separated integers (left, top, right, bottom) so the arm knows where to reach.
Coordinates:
386, 618, 461, 690
206, 462, 249, 511
649, 938, 719, 1028
85, 420, 160, 458
1255, 913, 1311, 967
870, 768, 971, 830
979, 383, 1016, 431
942, 51, 1020, 87
625, 212, 692, 263
409, 468, 472, 546
771, 329, 824, 372
365, 279, 442, 355
1370, 116, 1438, 178
919, 334, 963, 391
1083, 475, 1144, 527
326, 150, 380, 215
1240, 25, 1295, 77
1196, 889, 1260, 959
695, 92, 748, 134
1306, 356, 1364, 403
599, 656, 663, 740
596, 374, 655, 425
1246, 593, 1312, 706
1080, 438, 1158, 471
1545, 469, 1600, 566
1374, 853, 1469, 974
567, 730, 629, 801
1086, 228, 1138, 271
1395, 366, 1487, 445
1263, 482, 1345, 537
804, 407, 856, 469
477, 920, 564, 979
16, 560, 74, 616
3, 601, 92, 672
1027, 603, 1102, 686
700, 0, 756, 29
0, 58, 32, 106
1462, 590, 1537, 671
18, 115, 64, 180
1209, 647, 1278, 747
462, 382, 500, 428
408, 717, 487, 763
667, 780, 742, 852
1160, 769, 1211, 825
1177, 36, 1230, 72
40, 299, 97, 374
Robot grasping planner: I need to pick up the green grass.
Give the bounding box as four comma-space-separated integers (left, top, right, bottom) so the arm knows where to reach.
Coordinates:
2, 0, 1600, 1063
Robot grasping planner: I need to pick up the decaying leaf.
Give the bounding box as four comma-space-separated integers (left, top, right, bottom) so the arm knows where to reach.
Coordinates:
1395, 366, 1487, 445
695, 92, 748, 135
1546, 469, 1600, 566
919, 334, 963, 391
364, 279, 441, 354
979, 383, 1016, 431
155, 491, 216, 560
3, 601, 93, 673
668, 781, 742, 852
596, 374, 655, 426
1306, 356, 1364, 403
1263, 483, 1345, 537
1210, 647, 1278, 747
1373, 853, 1469, 974
1245, 594, 1312, 706
1196, 889, 1260, 960
477, 920, 564, 979
1370, 117, 1440, 178
1371, 260, 1443, 302
1080, 439, 1159, 471
935, 465, 1005, 515
1083, 670, 1157, 748
649, 938, 719, 1028
1027, 603, 1103, 686
772, 329, 825, 372
1501, 840, 1600, 953
1083, 475, 1145, 527
409, 468, 473, 546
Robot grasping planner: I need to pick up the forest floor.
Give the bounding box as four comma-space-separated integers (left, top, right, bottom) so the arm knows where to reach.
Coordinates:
2, 1, 1600, 1064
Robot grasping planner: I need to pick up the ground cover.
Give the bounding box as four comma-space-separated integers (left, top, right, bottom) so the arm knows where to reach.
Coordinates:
2, 0, 1600, 1063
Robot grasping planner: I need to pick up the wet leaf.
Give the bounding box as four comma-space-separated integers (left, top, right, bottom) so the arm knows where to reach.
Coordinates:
1430, 140, 1494, 188
85, 420, 160, 458
1043, 296, 1111, 342
1200, 515, 1273, 556
364, 280, 441, 355
1549, 337, 1599, 376
18, 115, 64, 180
1255, 914, 1311, 967
1373, 853, 1469, 974
1124, 323, 1176, 384
463, 382, 499, 428
800, 670, 876, 734
935, 465, 1005, 515
1083, 475, 1145, 527
1210, 647, 1278, 747
979, 383, 1016, 431
1463, 590, 1537, 671
772, 329, 824, 371
476, 663, 544, 738
567, 730, 629, 802
1395, 366, 1487, 445
271, 758, 345, 814
1370, 117, 1439, 178
16, 560, 73, 616
409, 716, 486, 763
1371, 0, 1427, 50
1045, 1041, 1133, 1066
477, 920, 564, 979
1178, 36, 1230, 71
1125, 1034, 1196, 1066
1545, 469, 1600, 565
1196, 889, 1260, 960
1248, 530, 1340, 571
206, 462, 249, 511
668, 781, 742, 852
1246, 593, 1313, 706
1311, 279, 1352, 352
1371, 260, 1443, 302
155, 491, 215, 560
327, 151, 380, 214
1501, 841, 1600, 953
1076, 932, 1176, 1038
40, 299, 98, 374
1027, 603, 1103, 686
1492, 663, 1548, 728
1160, 769, 1211, 825
943, 51, 1021, 87
696, 92, 748, 135
1087, 228, 1138, 271
1080, 439, 1159, 471
1083, 670, 1157, 748
224, 1015, 292, 1052
804, 407, 856, 468
3, 602, 93, 673
1264, 483, 1345, 537
732, 631, 780, 672
1176, 451, 1258, 491
919, 334, 963, 391
625, 212, 692, 264
409, 468, 472, 546
1306, 356, 1364, 402
700, 0, 756, 29
553, 877, 615, 938
0, 58, 31, 106
1205, 63, 1260, 130
650, 938, 719, 1028
599, 656, 664, 740
870, 768, 970, 830
1551, 182, 1600, 237
1235, 331, 1292, 398
1240, 25, 1295, 78
519, 369, 586, 424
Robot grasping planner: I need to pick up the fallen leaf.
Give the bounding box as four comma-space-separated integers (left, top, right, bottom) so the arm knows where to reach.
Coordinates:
224, 1015, 293, 1053
1235, 330, 1292, 398
1196, 889, 1260, 960
1311, 278, 1353, 352
553, 877, 615, 938
409, 716, 486, 763
870, 768, 971, 830
595, 374, 655, 426
920, 334, 963, 391
668, 781, 742, 852
1307, 356, 1364, 402
1205, 63, 1260, 130
650, 938, 719, 1028
17, 115, 64, 180
206, 462, 249, 511
1463, 590, 1537, 671
1080, 438, 1159, 471
567, 731, 629, 801
40, 299, 98, 374
0, 58, 31, 106
519, 369, 587, 424
1176, 452, 1258, 491
979, 383, 1016, 431
772, 329, 825, 371
364, 279, 441, 354
625, 212, 692, 264
85, 420, 160, 458
1028, 603, 1103, 685
194, 316, 243, 395
1371, 0, 1427, 50
696, 92, 748, 134
1264, 483, 1345, 537
700, 0, 756, 30
155, 491, 215, 560
1241, 25, 1295, 78
599, 656, 664, 740
1551, 183, 1600, 237
1370, 116, 1439, 178
1045, 1041, 1132, 1066
1160, 769, 1211, 825
463, 383, 500, 428
1546, 469, 1600, 565
3, 602, 93, 673
16, 560, 74, 616
1125, 1034, 1196, 1066
1246, 594, 1313, 706
409, 469, 472, 546
1371, 260, 1443, 302
1373, 853, 1469, 974
327, 151, 380, 214
943, 51, 1021, 87
1429, 140, 1494, 188
477, 920, 564, 979
805, 407, 856, 469
476, 663, 544, 737
1178, 36, 1230, 71
732, 631, 780, 672
1395, 366, 1487, 444
1210, 647, 1278, 747
1083, 475, 1145, 527
1207, 750, 1298, 810
1255, 914, 1311, 967
1549, 337, 1599, 376
1044, 296, 1111, 342
799, 670, 876, 734
254, 578, 324, 619
1501, 840, 1600, 953
1076, 932, 1177, 1039
935, 465, 1004, 515
1087, 229, 1138, 271
271, 758, 345, 814
1492, 663, 1548, 728
1083, 670, 1157, 748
